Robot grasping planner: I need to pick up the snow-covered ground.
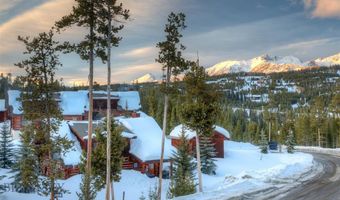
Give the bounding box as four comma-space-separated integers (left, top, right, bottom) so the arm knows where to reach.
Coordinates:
295, 146, 340, 156
0, 141, 314, 200
178, 142, 314, 200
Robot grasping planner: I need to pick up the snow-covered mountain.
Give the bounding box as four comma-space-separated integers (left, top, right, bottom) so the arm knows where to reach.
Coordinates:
131, 73, 157, 84
313, 53, 340, 67
206, 54, 307, 76
207, 53, 340, 76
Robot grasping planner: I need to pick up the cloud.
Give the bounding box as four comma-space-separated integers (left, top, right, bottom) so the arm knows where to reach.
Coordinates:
303, 0, 340, 18
0, 0, 23, 13
0, 0, 74, 54
119, 46, 157, 58
268, 37, 340, 59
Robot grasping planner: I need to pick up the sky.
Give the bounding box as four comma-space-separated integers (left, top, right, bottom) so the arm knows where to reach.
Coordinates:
0, 0, 340, 85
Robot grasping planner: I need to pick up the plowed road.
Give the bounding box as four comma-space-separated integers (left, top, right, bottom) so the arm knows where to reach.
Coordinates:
231, 153, 340, 200
281, 153, 340, 200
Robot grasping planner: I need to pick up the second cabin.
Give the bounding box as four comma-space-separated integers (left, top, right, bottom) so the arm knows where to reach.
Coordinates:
169, 124, 230, 158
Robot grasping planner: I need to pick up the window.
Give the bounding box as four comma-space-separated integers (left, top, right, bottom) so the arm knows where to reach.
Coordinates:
149, 163, 154, 170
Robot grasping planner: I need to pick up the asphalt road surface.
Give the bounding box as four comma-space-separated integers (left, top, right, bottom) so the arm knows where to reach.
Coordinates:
230, 152, 340, 200
280, 153, 340, 200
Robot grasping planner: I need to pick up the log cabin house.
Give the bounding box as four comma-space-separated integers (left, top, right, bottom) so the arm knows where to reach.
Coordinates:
67, 115, 174, 177
169, 124, 230, 158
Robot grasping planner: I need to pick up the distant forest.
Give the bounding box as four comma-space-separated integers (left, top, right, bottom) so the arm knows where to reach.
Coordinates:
1, 66, 339, 148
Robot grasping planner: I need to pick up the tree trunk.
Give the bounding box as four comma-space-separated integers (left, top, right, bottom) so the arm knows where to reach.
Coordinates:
111, 181, 115, 200
157, 67, 171, 200
106, 5, 112, 200
318, 128, 321, 147
196, 135, 203, 192
269, 122, 271, 142
43, 62, 55, 200
86, 1, 94, 194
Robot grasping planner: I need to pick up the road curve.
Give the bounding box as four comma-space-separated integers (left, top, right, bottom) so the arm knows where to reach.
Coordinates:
279, 153, 340, 200
229, 152, 340, 200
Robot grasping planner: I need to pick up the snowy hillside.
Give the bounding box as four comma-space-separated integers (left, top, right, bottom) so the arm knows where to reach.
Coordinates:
131, 73, 157, 84
0, 141, 314, 200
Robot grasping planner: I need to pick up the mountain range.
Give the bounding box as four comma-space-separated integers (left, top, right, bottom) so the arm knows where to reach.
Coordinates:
131, 53, 340, 82
206, 52, 340, 76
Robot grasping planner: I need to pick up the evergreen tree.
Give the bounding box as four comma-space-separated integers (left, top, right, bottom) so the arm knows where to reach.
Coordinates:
168, 129, 196, 198
0, 122, 14, 168
148, 185, 158, 200
156, 12, 189, 199
199, 136, 217, 175
12, 127, 39, 193
80, 119, 125, 191
286, 129, 295, 154
181, 63, 220, 192
259, 129, 268, 154
77, 173, 97, 200
56, 1, 104, 195
15, 30, 72, 200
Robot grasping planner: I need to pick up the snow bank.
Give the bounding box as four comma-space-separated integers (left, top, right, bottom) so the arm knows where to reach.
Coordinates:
0, 169, 170, 200
295, 146, 340, 157
0, 141, 314, 200
178, 141, 314, 200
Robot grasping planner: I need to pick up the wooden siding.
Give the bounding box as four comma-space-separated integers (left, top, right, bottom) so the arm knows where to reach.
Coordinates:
171, 131, 227, 158
63, 115, 84, 121
0, 111, 7, 122
11, 115, 22, 130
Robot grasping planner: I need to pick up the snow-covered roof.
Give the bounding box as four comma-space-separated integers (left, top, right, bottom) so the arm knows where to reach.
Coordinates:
117, 116, 174, 162
214, 125, 231, 139
169, 124, 230, 140
0, 99, 5, 111
8, 90, 21, 114
54, 121, 82, 166
113, 91, 141, 111
7, 90, 141, 116
60, 91, 88, 115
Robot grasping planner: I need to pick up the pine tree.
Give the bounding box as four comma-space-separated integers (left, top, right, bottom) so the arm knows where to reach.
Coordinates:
200, 136, 217, 175
12, 127, 39, 193
77, 173, 97, 200
259, 129, 268, 154
56, 1, 102, 195
94, 2, 130, 198
15, 30, 72, 200
0, 122, 14, 168
168, 129, 196, 198
156, 12, 189, 199
79, 119, 125, 191
181, 63, 220, 192
286, 129, 295, 154
148, 185, 158, 200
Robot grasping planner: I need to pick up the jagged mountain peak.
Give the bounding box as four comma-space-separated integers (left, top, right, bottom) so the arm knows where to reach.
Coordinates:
131, 73, 157, 84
